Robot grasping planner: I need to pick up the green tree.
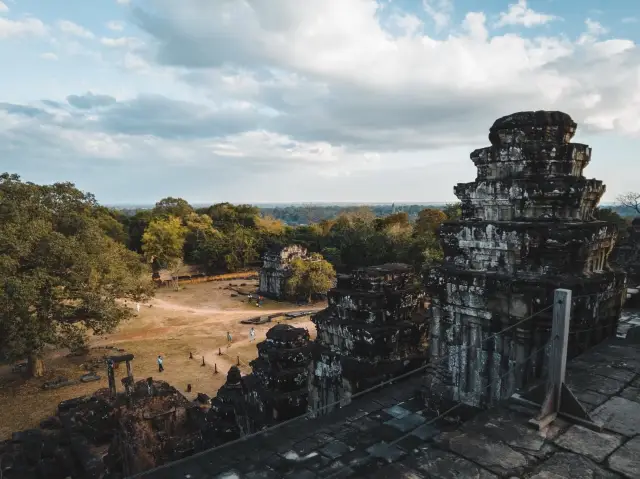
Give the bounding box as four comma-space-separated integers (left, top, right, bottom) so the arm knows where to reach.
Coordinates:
415, 208, 448, 236
141, 216, 188, 288
223, 225, 258, 272
285, 254, 336, 301
0, 174, 154, 377
152, 197, 194, 219
442, 202, 462, 220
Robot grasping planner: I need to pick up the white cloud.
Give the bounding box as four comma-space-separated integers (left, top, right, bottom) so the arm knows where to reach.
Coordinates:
57, 20, 94, 39
0, 16, 46, 38
422, 0, 453, 31
40, 52, 58, 61
496, 0, 558, 28
622, 17, 637, 24
116, 0, 130, 4
3, 0, 640, 202
0, 1, 8, 13
101, 36, 142, 48
106, 20, 124, 31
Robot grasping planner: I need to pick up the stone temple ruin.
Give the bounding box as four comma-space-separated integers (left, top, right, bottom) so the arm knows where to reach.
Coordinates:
425, 111, 626, 408
308, 263, 429, 415
205, 324, 313, 444
0, 354, 205, 479
258, 244, 309, 299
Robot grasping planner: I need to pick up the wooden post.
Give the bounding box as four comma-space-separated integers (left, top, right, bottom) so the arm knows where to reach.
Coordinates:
237, 356, 240, 366
214, 363, 218, 374
201, 356, 205, 366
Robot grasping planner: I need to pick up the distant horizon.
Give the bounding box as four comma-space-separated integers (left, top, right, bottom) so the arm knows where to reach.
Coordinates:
104, 201, 620, 208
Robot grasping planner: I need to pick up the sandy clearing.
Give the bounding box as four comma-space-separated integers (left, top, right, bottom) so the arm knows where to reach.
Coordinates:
0, 279, 325, 439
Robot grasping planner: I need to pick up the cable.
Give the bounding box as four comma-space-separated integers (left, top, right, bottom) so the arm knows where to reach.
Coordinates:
127, 302, 556, 478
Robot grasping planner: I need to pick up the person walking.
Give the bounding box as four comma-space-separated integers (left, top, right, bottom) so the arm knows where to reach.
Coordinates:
227, 331, 232, 346
136, 302, 140, 313
249, 327, 256, 343
157, 355, 164, 372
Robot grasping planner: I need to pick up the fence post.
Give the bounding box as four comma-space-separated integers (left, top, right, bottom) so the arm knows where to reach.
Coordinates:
535, 288, 571, 427
514, 288, 601, 431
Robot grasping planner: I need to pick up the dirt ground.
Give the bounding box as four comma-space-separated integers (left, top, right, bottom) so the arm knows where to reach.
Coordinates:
0, 279, 323, 440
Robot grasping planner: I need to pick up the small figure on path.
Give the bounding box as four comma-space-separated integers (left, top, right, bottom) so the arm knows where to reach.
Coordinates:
157, 355, 164, 372
227, 331, 232, 346
249, 327, 256, 343
136, 302, 140, 313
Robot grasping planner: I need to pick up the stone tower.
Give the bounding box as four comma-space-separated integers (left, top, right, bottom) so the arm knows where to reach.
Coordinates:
308, 263, 429, 416
425, 111, 626, 408
247, 324, 313, 426
258, 245, 309, 299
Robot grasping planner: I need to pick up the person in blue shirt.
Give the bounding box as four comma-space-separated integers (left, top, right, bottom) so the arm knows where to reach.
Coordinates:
157, 355, 164, 372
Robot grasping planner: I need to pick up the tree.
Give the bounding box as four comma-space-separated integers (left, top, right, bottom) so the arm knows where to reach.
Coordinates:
415, 208, 448, 236
152, 197, 194, 219
442, 202, 462, 220
616, 192, 640, 215
223, 225, 258, 272
0, 174, 154, 377
141, 216, 187, 289
285, 254, 336, 302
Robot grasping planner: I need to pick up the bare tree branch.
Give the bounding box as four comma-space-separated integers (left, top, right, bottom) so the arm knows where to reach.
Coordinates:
616, 192, 640, 215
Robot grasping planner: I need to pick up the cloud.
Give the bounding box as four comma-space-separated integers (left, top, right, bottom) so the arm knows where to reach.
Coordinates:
422, 0, 453, 31
622, 17, 637, 24
3, 0, 640, 203
40, 52, 58, 61
0, 1, 8, 13
116, 0, 130, 5
100, 36, 142, 48
495, 0, 558, 28
57, 20, 94, 39
106, 20, 124, 31
0, 16, 46, 38
66, 92, 117, 109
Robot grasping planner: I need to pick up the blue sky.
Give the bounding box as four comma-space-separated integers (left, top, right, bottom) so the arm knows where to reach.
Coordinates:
0, 0, 639, 204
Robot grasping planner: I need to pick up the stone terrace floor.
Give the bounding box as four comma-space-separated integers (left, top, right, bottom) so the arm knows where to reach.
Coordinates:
134, 338, 640, 479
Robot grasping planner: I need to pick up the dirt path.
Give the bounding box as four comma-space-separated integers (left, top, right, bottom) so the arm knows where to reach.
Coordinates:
0, 280, 325, 439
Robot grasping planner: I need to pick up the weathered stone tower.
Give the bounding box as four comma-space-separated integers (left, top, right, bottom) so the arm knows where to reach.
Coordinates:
258, 245, 309, 299
246, 324, 313, 426
425, 111, 626, 408
308, 264, 429, 416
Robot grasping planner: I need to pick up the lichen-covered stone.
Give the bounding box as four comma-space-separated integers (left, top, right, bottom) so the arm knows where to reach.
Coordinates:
425, 110, 626, 408
258, 245, 309, 299
308, 263, 429, 416
205, 324, 313, 444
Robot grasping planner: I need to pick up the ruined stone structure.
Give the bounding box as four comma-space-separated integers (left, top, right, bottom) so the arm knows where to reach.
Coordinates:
425, 111, 626, 409
308, 263, 429, 416
0, 379, 204, 479
612, 218, 640, 285
258, 244, 309, 299
206, 366, 248, 444
247, 324, 312, 425
205, 324, 313, 444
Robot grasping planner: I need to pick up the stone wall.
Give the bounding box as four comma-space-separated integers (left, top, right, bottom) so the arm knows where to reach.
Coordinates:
425, 111, 626, 409
258, 245, 309, 299
308, 263, 429, 416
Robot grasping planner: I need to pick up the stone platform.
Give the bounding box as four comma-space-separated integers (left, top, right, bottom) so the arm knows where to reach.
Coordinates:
131, 337, 640, 478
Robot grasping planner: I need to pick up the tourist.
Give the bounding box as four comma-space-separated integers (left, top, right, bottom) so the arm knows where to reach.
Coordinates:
227, 331, 232, 345
157, 355, 164, 372
136, 302, 140, 313
249, 327, 256, 343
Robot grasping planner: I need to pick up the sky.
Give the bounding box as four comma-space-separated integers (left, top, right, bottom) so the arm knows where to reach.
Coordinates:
0, 0, 639, 205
